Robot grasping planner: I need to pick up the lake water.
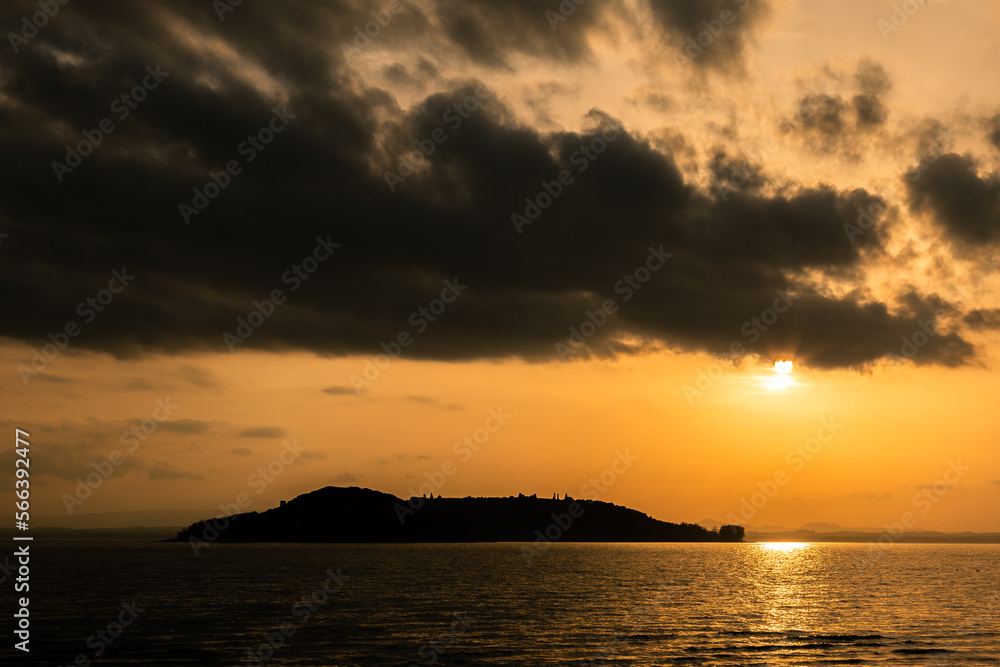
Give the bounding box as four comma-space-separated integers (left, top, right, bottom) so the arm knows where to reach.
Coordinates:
4, 541, 998, 665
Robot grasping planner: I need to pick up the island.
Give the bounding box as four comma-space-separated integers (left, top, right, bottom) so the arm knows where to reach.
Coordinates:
171, 486, 745, 545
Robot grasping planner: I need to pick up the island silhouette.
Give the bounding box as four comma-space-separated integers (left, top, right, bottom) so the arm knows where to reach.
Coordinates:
171, 486, 745, 544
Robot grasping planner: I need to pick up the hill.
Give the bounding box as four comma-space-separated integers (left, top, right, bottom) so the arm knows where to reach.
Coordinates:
171, 486, 745, 544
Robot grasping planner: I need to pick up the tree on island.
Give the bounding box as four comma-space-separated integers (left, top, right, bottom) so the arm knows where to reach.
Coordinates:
719, 525, 745, 541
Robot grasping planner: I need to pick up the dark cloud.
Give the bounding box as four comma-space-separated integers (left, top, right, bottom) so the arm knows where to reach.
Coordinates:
0, 2, 983, 372
231, 447, 253, 456
333, 471, 361, 483
708, 151, 768, 196
784, 60, 892, 152
661, 288, 972, 369
431, 0, 606, 68
650, 0, 771, 70
852, 93, 888, 128
850, 61, 892, 132
963, 309, 1000, 331
854, 59, 892, 97
381, 62, 419, 89
907, 154, 1000, 245
895, 289, 956, 321
237, 426, 287, 438
795, 94, 847, 138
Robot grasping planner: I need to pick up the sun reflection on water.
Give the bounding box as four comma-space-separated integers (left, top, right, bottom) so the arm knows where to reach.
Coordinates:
759, 542, 810, 553
748, 542, 819, 635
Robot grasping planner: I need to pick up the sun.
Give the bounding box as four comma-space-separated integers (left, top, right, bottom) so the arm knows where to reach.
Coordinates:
762, 359, 795, 391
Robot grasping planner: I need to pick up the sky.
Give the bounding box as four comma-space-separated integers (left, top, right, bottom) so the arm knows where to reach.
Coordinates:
1, 0, 999, 532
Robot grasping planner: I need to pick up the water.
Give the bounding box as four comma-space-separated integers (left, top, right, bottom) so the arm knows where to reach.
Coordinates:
5, 541, 998, 665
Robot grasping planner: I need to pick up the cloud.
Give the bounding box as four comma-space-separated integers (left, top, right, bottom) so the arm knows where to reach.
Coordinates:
152, 419, 214, 435
430, 0, 608, 68
322, 386, 356, 396
649, 0, 771, 71
237, 426, 287, 438
148, 461, 204, 481
907, 153, 1000, 246
855, 59, 892, 97
782, 60, 893, 155
333, 471, 361, 484
963, 309, 1000, 331
406, 395, 464, 410
988, 113, 1000, 151
125, 377, 157, 390
231, 447, 253, 456
0, 417, 206, 481
0, 443, 144, 481
853, 59, 892, 128
0, 2, 984, 372
852, 93, 888, 129
395, 453, 432, 462
394, 454, 433, 463
176, 366, 222, 388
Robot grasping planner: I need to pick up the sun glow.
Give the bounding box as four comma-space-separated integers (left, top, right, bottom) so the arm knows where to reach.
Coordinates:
762, 360, 796, 391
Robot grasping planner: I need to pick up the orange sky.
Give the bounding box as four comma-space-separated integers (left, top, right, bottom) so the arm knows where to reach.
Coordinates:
3, 343, 999, 531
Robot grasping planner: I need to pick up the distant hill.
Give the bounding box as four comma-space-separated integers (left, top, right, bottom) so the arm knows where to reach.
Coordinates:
797, 521, 853, 533
745, 529, 1000, 544
171, 486, 745, 544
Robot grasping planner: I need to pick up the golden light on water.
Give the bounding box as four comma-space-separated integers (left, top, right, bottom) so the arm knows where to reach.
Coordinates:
759, 542, 810, 553
754, 542, 815, 635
